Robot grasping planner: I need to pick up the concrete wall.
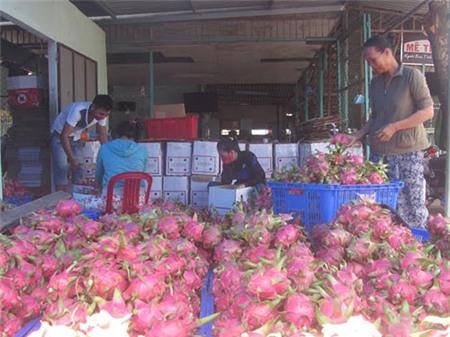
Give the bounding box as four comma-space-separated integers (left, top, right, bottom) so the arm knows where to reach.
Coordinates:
0, 0, 108, 93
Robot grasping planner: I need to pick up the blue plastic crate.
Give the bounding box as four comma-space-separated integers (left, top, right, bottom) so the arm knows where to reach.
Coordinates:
411, 227, 430, 242
4, 193, 33, 206
81, 208, 102, 220
15, 318, 41, 337
197, 267, 214, 337
268, 181, 404, 233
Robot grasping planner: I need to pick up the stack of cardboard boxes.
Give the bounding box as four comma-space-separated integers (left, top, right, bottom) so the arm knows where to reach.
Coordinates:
4, 76, 51, 197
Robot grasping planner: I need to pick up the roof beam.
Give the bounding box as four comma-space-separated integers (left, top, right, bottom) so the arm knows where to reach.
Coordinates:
92, 5, 344, 25
383, 0, 430, 33
97, 0, 117, 20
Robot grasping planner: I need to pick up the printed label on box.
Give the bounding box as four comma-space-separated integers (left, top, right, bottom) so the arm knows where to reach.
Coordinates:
167, 157, 191, 175
192, 155, 218, 174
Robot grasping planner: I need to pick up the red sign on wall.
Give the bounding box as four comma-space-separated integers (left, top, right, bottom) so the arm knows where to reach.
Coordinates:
401, 32, 433, 65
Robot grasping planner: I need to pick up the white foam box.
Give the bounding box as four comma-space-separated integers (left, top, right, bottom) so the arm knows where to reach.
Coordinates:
76, 141, 101, 179
239, 142, 247, 151
140, 142, 164, 176
166, 142, 192, 176
190, 175, 219, 209
274, 143, 299, 171
150, 175, 162, 200
163, 176, 189, 205
191, 140, 220, 176
7, 75, 46, 89
299, 141, 363, 167
248, 143, 273, 178
208, 185, 255, 215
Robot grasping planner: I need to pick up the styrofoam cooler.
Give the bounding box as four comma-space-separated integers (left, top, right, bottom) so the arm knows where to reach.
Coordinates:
208, 185, 254, 215
191, 175, 219, 209
166, 142, 192, 176
163, 176, 189, 204
151, 176, 162, 200
274, 143, 299, 171
140, 142, 164, 176
191, 141, 220, 176
248, 143, 273, 178
75, 141, 101, 181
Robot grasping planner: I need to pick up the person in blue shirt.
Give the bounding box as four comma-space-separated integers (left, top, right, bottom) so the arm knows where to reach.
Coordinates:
95, 120, 147, 194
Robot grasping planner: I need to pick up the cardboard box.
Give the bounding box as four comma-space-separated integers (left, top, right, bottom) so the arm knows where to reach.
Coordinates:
154, 104, 185, 119
166, 142, 192, 176
248, 143, 274, 178
75, 141, 101, 180
190, 175, 219, 209
191, 140, 219, 176
150, 176, 162, 200
299, 142, 363, 167
163, 176, 189, 205
208, 185, 255, 215
7, 75, 46, 89
8, 89, 46, 108
274, 143, 299, 171
140, 142, 164, 176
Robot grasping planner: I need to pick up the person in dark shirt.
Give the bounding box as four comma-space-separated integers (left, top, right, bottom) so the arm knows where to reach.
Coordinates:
217, 136, 266, 189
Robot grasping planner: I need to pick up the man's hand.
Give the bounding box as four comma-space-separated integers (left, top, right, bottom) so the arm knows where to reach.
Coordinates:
69, 158, 82, 170
376, 123, 397, 143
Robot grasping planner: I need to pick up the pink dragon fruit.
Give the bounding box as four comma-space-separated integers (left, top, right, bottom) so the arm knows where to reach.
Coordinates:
214, 239, 242, 262
202, 224, 222, 249
340, 167, 359, 185
367, 172, 386, 184
283, 293, 315, 329
247, 267, 289, 299
274, 224, 301, 248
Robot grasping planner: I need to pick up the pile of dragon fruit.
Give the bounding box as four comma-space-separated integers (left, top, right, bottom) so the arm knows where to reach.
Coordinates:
3, 196, 450, 336
273, 133, 389, 185
0, 199, 216, 336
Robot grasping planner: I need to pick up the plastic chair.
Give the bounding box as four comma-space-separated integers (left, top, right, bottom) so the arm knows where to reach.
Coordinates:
105, 172, 152, 214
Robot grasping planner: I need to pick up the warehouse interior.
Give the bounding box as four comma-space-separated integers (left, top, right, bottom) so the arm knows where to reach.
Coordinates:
0, 0, 436, 197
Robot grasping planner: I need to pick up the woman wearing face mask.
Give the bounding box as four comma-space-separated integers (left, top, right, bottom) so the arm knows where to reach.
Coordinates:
217, 135, 266, 190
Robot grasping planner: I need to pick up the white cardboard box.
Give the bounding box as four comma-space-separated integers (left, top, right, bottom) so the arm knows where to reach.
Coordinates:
151, 175, 162, 200
274, 143, 299, 171
163, 176, 189, 205
140, 142, 164, 176
248, 143, 273, 178
299, 141, 363, 167
76, 141, 101, 179
166, 142, 192, 176
191, 141, 220, 176
239, 142, 247, 151
153, 104, 185, 119
208, 185, 255, 215
7, 75, 46, 89
190, 175, 219, 209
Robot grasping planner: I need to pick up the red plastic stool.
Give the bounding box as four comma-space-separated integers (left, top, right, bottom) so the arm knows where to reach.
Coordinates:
105, 172, 152, 214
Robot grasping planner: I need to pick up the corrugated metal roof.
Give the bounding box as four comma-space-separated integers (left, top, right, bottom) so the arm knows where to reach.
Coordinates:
70, 0, 431, 21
